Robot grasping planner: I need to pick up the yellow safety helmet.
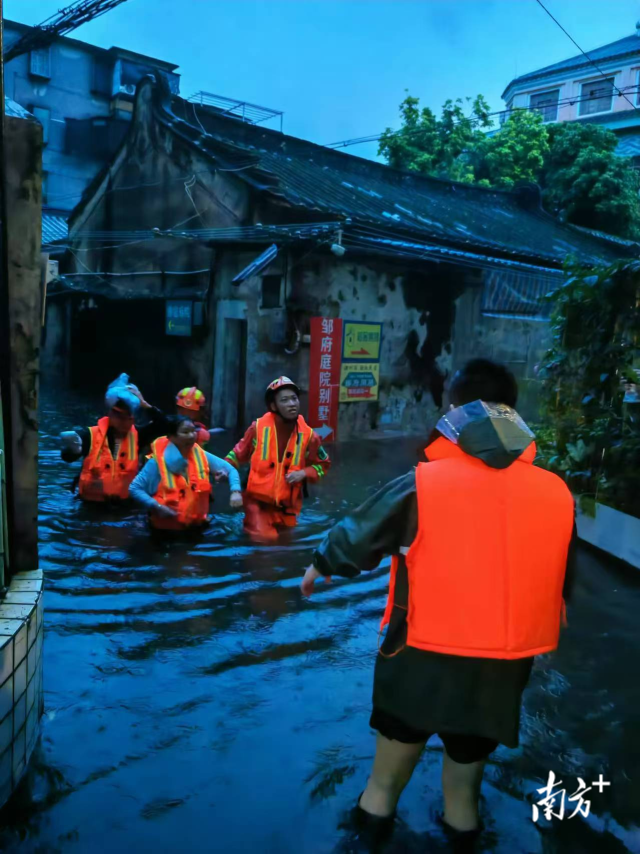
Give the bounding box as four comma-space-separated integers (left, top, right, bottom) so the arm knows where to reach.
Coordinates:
176, 387, 206, 412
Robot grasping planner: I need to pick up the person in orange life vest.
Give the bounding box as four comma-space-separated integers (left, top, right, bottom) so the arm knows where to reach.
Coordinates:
133, 387, 217, 449
129, 416, 242, 530
61, 397, 142, 503
301, 359, 576, 845
225, 377, 331, 543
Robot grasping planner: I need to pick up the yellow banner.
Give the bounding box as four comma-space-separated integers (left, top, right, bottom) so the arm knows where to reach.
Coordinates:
339, 363, 380, 403
343, 322, 382, 361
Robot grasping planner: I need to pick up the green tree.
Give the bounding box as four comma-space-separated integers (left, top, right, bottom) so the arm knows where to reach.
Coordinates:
378, 93, 491, 182
380, 92, 640, 239
542, 123, 640, 239
479, 109, 550, 189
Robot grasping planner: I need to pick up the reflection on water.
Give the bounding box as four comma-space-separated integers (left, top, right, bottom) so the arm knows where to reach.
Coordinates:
0, 390, 639, 853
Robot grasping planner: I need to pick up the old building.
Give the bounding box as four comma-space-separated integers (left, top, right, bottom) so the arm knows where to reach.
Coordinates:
502, 23, 640, 161
4, 19, 180, 222
47, 75, 631, 440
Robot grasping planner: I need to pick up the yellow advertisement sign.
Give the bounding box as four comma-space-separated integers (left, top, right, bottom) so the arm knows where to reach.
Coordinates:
339, 363, 380, 403
343, 322, 382, 361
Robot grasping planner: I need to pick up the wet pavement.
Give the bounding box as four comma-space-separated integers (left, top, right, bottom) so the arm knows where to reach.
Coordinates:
0, 390, 639, 853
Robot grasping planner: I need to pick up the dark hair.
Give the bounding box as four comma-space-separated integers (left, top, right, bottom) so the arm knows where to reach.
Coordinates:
165, 415, 194, 437
449, 358, 518, 408
111, 397, 133, 415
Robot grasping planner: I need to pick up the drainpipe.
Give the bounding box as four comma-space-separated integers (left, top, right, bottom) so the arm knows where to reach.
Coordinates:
0, 6, 15, 589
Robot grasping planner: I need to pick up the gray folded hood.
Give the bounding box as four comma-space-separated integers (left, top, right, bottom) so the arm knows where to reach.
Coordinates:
436, 400, 535, 469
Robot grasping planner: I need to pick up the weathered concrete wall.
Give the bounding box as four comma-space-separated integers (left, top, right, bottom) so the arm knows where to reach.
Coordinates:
452, 285, 551, 421
212, 248, 464, 440
5, 112, 42, 571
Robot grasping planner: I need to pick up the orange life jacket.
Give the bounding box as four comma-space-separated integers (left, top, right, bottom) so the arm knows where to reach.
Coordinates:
149, 436, 211, 530
381, 437, 574, 660
246, 412, 313, 513
78, 417, 139, 502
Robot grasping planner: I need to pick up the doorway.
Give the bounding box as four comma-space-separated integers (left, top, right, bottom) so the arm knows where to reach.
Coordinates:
220, 318, 247, 430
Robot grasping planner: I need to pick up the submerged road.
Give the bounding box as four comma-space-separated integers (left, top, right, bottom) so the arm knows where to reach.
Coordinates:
0, 390, 638, 852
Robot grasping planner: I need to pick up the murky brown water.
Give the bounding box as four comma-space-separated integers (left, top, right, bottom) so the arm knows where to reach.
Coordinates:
0, 389, 638, 852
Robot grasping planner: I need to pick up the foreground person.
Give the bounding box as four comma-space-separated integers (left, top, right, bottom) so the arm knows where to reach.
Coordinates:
225, 377, 331, 542
301, 359, 576, 846
130, 416, 242, 530
60, 374, 159, 503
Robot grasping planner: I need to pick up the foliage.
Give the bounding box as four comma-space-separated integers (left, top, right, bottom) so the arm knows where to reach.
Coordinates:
543, 123, 640, 239
478, 109, 550, 189
379, 93, 640, 239
378, 93, 491, 182
537, 260, 640, 516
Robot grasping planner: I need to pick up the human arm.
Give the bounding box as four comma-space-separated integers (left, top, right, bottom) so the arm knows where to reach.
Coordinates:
225, 423, 257, 469
129, 459, 170, 514
205, 452, 243, 506
301, 433, 331, 483
302, 470, 417, 596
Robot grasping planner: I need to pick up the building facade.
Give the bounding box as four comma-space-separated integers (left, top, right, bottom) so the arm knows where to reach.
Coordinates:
502, 25, 640, 159
45, 76, 629, 441
4, 19, 180, 222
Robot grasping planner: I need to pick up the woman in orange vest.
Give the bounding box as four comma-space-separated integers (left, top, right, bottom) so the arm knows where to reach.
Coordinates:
61, 399, 140, 503
225, 377, 331, 542
129, 416, 242, 530
301, 359, 576, 847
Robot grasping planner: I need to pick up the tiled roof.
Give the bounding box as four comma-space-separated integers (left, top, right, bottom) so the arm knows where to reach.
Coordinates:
616, 133, 640, 157
163, 94, 625, 270
42, 213, 68, 246
71, 79, 630, 273
503, 33, 640, 95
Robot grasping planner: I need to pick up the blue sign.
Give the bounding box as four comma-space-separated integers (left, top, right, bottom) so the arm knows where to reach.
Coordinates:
166, 300, 192, 337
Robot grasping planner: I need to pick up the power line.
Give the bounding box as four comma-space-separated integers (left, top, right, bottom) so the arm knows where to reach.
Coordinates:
326, 87, 640, 149
534, 0, 639, 112
4, 0, 131, 62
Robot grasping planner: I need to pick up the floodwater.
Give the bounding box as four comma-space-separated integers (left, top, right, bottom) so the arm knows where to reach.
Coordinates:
0, 390, 639, 853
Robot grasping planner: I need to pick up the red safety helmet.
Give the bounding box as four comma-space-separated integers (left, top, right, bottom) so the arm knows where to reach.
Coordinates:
176, 387, 206, 412
265, 376, 300, 405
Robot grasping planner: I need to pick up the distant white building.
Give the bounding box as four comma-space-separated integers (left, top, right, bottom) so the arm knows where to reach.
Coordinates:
502, 24, 640, 163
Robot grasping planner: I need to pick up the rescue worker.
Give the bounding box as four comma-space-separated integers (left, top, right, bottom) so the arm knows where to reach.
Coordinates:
175, 387, 212, 446
60, 381, 159, 502
225, 377, 331, 542
129, 416, 242, 530
301, 359, 576, 848
135, 386, 218, 448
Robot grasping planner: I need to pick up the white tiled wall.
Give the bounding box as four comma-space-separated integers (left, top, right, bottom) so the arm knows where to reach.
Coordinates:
0, 570, 44, 807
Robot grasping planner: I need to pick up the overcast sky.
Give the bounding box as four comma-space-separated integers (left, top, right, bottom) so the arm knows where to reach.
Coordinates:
6, 0, 640, 160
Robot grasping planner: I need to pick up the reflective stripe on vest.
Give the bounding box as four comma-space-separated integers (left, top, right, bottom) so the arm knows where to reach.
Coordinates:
78, 417, 139, 502
150, 436, 211, 530
246, 412, 313, 510
381, 437, 574, 660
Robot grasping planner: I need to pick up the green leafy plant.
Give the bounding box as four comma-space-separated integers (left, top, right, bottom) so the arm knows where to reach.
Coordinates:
537, 260, 640, 516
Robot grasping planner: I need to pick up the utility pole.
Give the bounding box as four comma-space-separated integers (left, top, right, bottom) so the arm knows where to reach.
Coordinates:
0, 2, 16, 587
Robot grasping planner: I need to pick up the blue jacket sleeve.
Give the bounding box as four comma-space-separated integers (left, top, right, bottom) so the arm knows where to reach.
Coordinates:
205, 453, 242, 493
129, 459, 162, 511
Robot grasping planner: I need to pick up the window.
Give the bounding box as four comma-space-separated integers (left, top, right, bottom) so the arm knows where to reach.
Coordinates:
530, 89, 560, 123
29, 47, 51, 79
92, 57, 113, 97
261, 275, 282, 309
31, 106, 50, 144
42, 171, 48, 204
580, 78, 614, 116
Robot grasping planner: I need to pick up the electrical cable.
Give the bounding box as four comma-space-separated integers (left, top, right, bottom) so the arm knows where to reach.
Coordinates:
534, 0, 639, 112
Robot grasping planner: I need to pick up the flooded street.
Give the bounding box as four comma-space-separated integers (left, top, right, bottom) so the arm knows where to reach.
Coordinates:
0, 389, 638, 853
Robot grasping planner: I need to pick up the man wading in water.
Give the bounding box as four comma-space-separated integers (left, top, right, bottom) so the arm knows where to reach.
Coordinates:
301, 359, 576, 849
